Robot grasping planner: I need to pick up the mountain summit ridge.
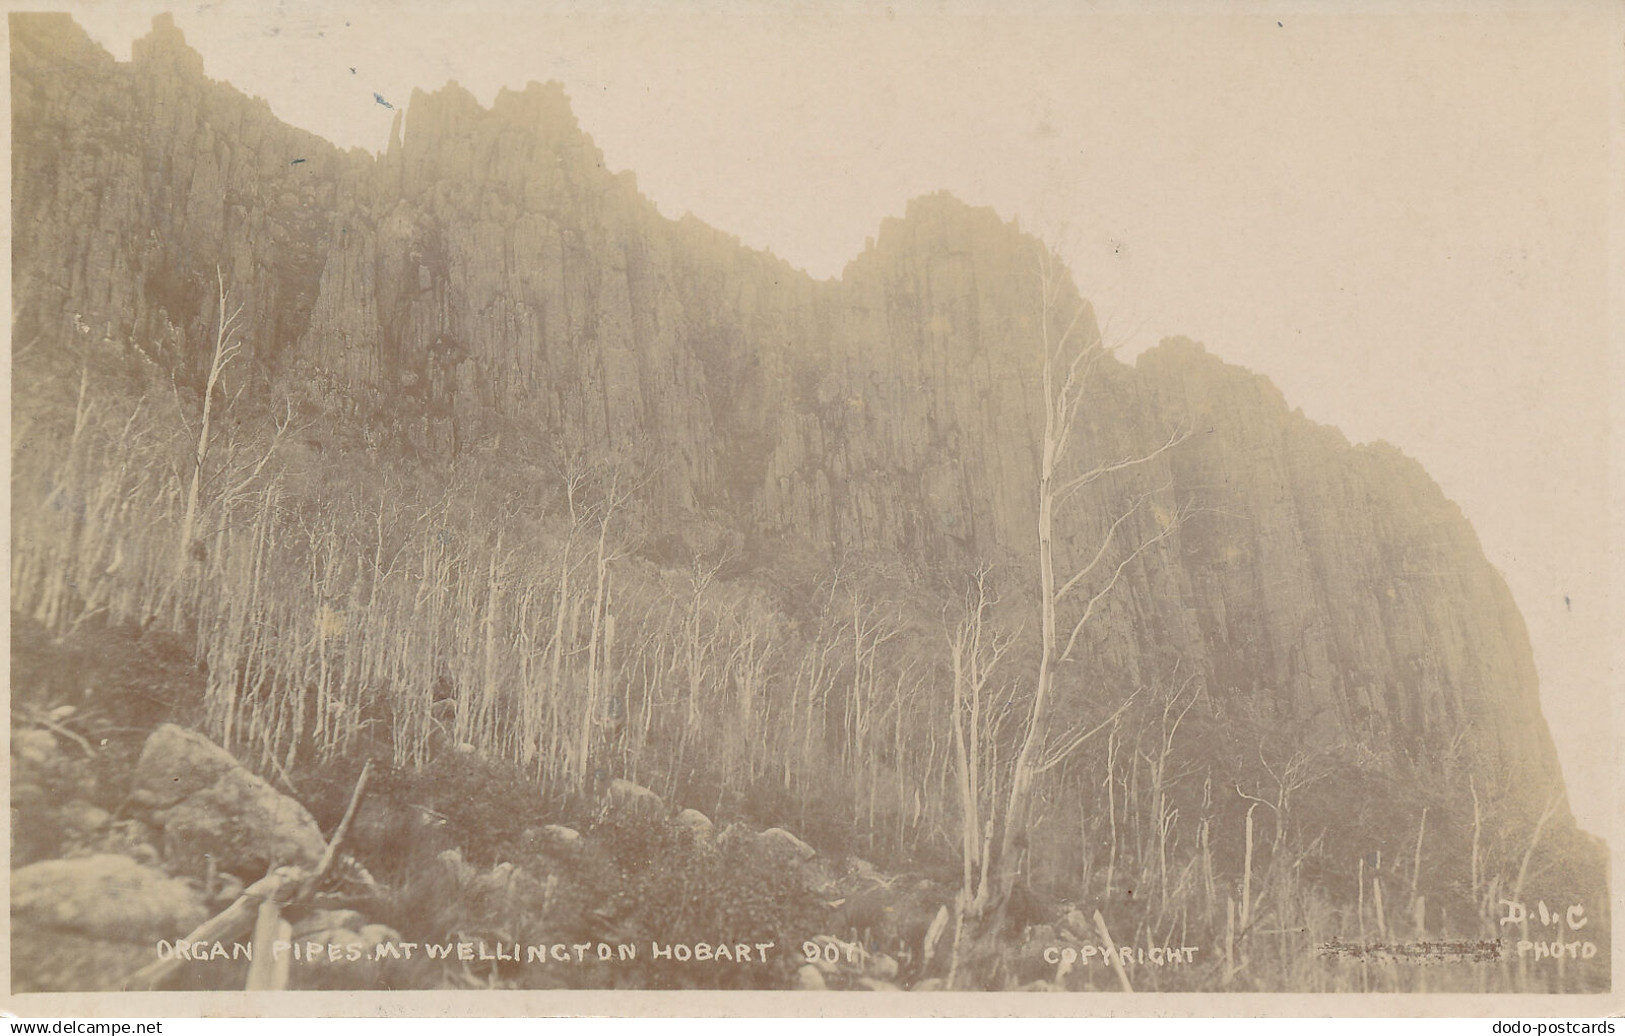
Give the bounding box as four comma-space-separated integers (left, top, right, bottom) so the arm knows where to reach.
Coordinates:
9, 12, 1572, 824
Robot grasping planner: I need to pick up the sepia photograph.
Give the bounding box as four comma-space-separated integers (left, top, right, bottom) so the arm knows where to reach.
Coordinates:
5, 0, 1618, 1014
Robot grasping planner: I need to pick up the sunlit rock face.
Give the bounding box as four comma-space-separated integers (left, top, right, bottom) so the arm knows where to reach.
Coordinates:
10, 12, 1567, 811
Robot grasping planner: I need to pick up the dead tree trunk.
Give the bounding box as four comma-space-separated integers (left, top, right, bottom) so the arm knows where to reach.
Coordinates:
965, 245, 1188, 971
175, 268, 243, 584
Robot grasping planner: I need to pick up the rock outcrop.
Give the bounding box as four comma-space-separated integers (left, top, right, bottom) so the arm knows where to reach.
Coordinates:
8, 13, 1571, 818
11, 14, 353, 375
675, 809, 715, 841
131, 724, 328, 875
11, 854, 209, 992
605, 778, 665, 817
12, 854, 207, 941
759, 828, 817, 862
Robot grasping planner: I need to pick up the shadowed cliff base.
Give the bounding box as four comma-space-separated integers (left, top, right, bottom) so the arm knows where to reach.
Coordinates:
8, 13, 1608, 993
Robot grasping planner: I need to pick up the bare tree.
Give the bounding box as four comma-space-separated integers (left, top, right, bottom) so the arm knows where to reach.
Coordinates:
173, 268, 290, 585
979, 245, 1189, 928
942, 564, 1019, 983
175, 269, 243, 578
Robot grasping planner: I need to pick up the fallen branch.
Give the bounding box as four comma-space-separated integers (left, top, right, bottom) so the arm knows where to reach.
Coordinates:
1092, 909, 1134, 993
120, 865, 304, 991
244, 899, 293, 991
311, 758, 373, 885
119, 759, 375, 991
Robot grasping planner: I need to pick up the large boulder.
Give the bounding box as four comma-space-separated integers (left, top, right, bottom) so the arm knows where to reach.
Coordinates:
605, 778, 664, 817
131, 724, 327, 875
284, 910, 402, 988
12, 854, 207, 941
287, 924, 403, 990
675, 808, 714, 840
12, 928, 155, 993
58, 800, 111, 838
292, 908, 366, 939
517, 823, 583, 863
759, 827, 816, 861
540, 823, 582, 847
13, 727, 61, 769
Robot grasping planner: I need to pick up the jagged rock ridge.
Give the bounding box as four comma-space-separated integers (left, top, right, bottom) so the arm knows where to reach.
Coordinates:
9, 13, 1567, 808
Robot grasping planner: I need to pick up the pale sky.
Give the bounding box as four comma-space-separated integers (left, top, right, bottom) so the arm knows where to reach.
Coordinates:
35, 0, 1620, 834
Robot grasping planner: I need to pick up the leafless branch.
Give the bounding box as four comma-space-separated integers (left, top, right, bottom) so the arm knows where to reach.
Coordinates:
1056, 424, 1190, 505
1034, 686, 1141, 775
1059, 499, 1188, 662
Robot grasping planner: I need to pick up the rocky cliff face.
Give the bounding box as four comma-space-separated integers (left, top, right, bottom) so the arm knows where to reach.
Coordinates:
9, 14, 1566, 805
11, 14, 355, 374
